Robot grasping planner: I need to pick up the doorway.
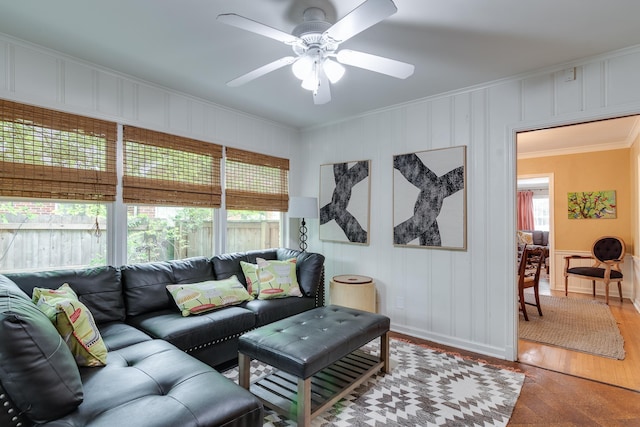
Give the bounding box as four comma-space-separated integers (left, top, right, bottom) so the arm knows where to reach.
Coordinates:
515, 115, 640, 391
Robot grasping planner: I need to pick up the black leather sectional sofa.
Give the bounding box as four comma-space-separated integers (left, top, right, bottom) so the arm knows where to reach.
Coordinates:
0, 248, 325, 427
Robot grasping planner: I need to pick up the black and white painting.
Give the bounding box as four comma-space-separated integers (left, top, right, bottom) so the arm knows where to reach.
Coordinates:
393, 146, 466, 250
319, 160, 370, 245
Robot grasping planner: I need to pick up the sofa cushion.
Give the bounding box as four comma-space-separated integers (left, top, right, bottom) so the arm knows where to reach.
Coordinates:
127, 306, 256, 352
121, 261, 174, 317
54, 339, 263, 427
288, 249, 324, 297
33, 284, 108, 367
5, 266, 125, 324
212, 250, 278, 285
243, 296, 317, 326
519, 230, 549, 247
98, 321, 153, 351
169, 256, 215, 284
166, 276, 254, 316
0, 275, 84, 424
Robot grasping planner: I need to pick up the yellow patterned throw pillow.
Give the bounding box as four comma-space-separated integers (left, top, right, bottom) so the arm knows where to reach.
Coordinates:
255, 258, 302, 300
33, 284, 108, 367
517, 230, 534, 245
166, 276, 254, 317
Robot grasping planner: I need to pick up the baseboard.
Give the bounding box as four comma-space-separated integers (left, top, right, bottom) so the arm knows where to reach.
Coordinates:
390, 323, 511, 361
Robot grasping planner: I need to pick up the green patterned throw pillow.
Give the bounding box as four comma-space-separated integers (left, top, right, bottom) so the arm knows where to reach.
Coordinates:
255, 257, 302, 300
166, 276, 254, 316
33, 283, 108, 367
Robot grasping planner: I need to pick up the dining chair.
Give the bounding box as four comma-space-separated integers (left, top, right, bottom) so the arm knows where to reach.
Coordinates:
518, 246, 544, 321
564, 236, 625, 304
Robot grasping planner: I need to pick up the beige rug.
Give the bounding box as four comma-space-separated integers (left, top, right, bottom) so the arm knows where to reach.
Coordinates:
519, 294, 625, 359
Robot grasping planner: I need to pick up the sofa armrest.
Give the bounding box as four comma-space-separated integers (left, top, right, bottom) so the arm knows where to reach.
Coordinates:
0, 381, 30, 427
315, 267, 325, 307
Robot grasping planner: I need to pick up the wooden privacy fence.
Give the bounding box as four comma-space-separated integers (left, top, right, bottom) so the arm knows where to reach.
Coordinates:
0, 216, 280, 272
0, 216, 106, 272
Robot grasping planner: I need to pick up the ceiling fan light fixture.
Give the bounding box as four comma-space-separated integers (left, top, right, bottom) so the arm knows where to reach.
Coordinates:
292, 55, 314, 80
323, 58, 345, 83
219, 0, 414, 104
301, 69, 319, 91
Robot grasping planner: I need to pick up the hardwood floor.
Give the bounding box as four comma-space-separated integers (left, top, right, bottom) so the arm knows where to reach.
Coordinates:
391, 278, 640, 426
519, 278, 640, 391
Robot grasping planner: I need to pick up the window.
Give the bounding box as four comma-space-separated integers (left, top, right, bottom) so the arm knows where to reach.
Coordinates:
532, 196, 549, 232
127, 205, 214, 263
0, 100, 116, 273
224, 148, 288, 253
0, 101, 291, 270
0, 99, 116, 201
0, 201, 107, 273
517, 177, 550, 232
123, 126, 222, 263
225, 147, 289, 211
226, 209, 281, 253
122, 126, 222, 207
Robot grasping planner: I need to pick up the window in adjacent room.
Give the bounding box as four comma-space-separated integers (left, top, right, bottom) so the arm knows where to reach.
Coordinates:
532, 195, 550, 231
517, 177, 550, 232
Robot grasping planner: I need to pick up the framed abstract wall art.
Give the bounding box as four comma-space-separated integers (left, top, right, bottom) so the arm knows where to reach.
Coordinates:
393, 146, 467, 250
319, 160, 371, 245
567, 190, 616, 219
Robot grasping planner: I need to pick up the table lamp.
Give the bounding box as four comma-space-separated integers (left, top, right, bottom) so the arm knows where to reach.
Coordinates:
288, 196, 318, 251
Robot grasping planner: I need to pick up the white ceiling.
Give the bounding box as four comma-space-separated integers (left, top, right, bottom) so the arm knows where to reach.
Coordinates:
517, 115, 640, 158
0, 0, 640, 130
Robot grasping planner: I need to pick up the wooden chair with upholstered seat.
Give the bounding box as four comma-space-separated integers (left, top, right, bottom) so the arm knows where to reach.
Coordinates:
518, 246, 544, 321
563, 236, 625, 305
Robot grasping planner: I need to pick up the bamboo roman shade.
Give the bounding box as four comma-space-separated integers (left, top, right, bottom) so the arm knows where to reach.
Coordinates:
0, 99, 117, 201
225, 147, 289, 211
123, 126, 222, 207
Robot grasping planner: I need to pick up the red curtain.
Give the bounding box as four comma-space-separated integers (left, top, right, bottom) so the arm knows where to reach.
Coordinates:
517, 190, 535, 230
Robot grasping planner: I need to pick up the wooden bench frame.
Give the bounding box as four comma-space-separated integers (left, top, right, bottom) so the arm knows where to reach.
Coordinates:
239, 331, 389, 427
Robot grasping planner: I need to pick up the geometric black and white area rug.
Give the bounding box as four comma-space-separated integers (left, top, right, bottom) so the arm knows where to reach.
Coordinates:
223, 338, 525, 426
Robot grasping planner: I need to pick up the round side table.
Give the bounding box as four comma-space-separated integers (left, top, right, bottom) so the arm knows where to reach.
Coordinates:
329, 275, 376, 313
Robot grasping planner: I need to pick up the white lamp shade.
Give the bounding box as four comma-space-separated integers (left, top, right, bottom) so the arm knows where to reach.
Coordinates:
323, 58, 345, 83
288, 197, 318, 219
292, 56, 314, 80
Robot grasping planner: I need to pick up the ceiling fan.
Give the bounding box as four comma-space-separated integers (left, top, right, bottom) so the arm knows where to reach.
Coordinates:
217, 0, 415, 105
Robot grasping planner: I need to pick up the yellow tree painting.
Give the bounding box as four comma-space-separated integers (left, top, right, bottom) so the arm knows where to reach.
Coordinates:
567, 190, 616, 219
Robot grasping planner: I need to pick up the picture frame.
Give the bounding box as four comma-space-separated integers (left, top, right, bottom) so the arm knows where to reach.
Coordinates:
319, 160, 371, 245
567, 190, 616, 219
393, 146, 467, 250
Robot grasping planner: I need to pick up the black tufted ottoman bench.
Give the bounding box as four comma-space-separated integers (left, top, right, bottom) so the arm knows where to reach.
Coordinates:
238, 305, 390, 426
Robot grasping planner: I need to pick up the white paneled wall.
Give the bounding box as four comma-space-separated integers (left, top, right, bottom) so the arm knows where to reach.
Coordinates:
301, 46, 640, 360
2, 31, 639, 361
0, 34, 299, 159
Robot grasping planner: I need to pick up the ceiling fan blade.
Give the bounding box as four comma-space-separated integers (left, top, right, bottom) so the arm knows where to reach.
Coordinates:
217, 13, 300, 44
227, 56, 296, 87
337, 49, 414, 79
313, 70, 331, 105
323, 0, 397, 43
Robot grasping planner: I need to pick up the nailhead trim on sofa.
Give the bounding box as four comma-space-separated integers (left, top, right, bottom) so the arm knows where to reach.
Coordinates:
0, 384, 27, 427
